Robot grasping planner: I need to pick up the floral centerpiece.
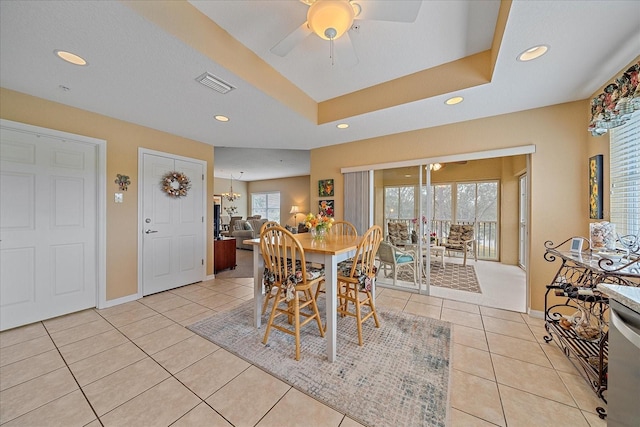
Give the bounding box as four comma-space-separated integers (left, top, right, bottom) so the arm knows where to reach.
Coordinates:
305, 212, 334, 240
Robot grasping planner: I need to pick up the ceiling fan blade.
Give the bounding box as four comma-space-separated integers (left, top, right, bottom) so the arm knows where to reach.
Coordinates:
355, 0, 422, 23
334, 32, 359, 68
270, 21, 312, 57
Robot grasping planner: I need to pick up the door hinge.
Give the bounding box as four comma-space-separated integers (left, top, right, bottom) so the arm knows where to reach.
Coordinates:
202, 174, 204, 180
202, 216, 204, 223
202, 259, 204, 265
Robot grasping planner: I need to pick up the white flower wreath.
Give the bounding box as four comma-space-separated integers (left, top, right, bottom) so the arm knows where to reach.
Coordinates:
161, 171, 191, 198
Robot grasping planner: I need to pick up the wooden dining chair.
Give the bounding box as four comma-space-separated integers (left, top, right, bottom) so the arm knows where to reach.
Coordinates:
260, 221, 285, 315
314, 220, 358, 301
261, 226, 325, 360
336, 225, 383, 346
329, 220, 357, 237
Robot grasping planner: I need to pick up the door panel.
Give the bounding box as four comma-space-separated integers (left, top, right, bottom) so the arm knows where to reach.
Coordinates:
142, 153, 204, 295
0, 126, 97, 331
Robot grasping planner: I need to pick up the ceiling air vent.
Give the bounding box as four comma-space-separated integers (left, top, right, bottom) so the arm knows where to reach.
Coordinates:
195, 72, 235, 94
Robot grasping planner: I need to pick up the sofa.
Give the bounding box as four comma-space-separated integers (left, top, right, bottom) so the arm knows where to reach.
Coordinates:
230, 218, 269, 250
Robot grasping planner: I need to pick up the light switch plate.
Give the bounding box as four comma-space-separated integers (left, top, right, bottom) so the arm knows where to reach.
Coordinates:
115, 193, 123, 203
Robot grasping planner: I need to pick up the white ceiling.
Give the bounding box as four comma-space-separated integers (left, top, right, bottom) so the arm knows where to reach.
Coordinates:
1, 1, 638, 181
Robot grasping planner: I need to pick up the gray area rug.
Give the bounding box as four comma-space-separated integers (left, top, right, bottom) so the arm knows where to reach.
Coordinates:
397, 263, 482, 293
188, 299, 451, 427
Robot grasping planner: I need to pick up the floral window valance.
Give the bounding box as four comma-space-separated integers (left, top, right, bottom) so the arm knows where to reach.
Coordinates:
588, 61, 639, 136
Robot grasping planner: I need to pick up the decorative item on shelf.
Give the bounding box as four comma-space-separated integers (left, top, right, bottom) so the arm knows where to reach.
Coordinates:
114, 174, 131, 191
589, 155, 604, 219
161, 171, 191, 198
588, 61, 639, 136
318, 199, 334, 217
222, 172, 243, 202
318, 179, 334, 197
590, 221, 616, 251
430, 232, 437, 243
305, 212, 334, 241
224, 206, 238, 215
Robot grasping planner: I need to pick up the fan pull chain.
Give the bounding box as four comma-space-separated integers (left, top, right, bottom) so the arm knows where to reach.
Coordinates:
329, 37, 335, 66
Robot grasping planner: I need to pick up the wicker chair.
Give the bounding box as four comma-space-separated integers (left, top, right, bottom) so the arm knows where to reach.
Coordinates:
376, 241, 416, 286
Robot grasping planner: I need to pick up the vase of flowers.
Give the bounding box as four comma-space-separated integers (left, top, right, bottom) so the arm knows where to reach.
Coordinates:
305, 213, 334, 241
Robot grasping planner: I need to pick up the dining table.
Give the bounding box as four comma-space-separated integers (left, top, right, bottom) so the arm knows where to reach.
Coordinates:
244, 232, 363, 362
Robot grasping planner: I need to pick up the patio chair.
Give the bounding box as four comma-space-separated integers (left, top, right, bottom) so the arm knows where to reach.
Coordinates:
376, 241, 416, 286
442, 224, 477, 266
386, 221, 410, 246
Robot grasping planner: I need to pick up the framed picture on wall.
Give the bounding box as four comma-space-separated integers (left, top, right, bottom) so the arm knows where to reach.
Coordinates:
319, 200, 334, 217
589, 154, 603, 219
319, 179, 334, 197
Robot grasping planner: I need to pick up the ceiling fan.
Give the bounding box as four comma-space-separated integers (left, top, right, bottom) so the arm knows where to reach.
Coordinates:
270, 0, 422, 65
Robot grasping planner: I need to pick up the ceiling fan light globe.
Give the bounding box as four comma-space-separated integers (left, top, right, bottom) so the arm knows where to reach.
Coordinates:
307, 0, 355, 41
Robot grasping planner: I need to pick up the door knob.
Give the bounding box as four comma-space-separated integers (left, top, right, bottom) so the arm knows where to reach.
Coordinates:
144, 229, 158, 234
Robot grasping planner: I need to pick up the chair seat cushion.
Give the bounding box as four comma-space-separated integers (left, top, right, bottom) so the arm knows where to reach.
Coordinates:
442, 243, 465, 250
337, 260, 376, 292
395, 254, 414, 263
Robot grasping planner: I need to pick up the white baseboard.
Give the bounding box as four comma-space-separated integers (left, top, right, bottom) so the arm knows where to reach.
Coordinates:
528, 308, 545, 319
206, 274, 215, 281
98, 292, 140, 309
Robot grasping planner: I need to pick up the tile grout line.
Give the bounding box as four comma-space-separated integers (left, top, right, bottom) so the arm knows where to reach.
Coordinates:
41, 320, 105, 427
96, 294, 254, 426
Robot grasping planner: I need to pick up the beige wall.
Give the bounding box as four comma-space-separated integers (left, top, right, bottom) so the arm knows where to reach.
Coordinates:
311, 101, 591, 312
248, 176, 311, 227
0, 88, 215, 301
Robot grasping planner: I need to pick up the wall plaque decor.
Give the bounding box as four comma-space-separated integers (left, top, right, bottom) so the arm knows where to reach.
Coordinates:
319, 179, 334, 197
319, 199, 334, 217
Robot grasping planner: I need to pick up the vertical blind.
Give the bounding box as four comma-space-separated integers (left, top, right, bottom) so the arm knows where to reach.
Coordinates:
344, 171, 370, 235
609, 113, 640, 237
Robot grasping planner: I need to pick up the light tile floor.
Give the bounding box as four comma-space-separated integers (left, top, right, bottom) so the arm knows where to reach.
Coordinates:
0, 277, 607, 426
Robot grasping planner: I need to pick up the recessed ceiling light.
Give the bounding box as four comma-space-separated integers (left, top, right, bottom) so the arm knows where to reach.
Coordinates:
517, 45, 549, 62
214, 115, 229, 122
54, 50, 87, 66
445, 96, 464, 105
336, 123, 349, 129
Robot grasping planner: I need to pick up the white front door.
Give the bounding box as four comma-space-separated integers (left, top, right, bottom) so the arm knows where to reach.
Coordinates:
141, 151, 205, 296
0, 123, 98, 331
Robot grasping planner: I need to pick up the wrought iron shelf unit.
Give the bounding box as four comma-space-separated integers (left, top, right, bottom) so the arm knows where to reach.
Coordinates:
542, 237, 640, 420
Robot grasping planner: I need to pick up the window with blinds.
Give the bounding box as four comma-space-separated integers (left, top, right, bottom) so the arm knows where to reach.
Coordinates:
609, 113, 640, 237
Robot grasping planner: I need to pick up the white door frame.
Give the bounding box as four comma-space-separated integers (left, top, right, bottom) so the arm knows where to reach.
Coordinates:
137, 148, 207, 299
0, 119, 107, 310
